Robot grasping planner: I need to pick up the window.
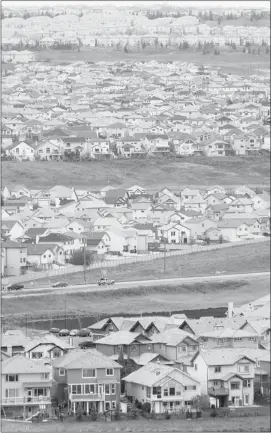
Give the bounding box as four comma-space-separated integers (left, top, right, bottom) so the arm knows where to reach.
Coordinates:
152, 386, 161, 397
105, 384, 110, 395
213, 381, 218, 386
185, 386, 196, 391
111, 401, 116, 410
106, 368, 114, 376
43, 255, 46, 258
59, 368, 65, 376
191, 346, 197, 351
85, 384, 96, 394
239, 365, 250, 373
71, 385, 82, 394
111, 384, 116, 395
82, 369, 96, 378
146, 387, 151, 398
171, 231, 176, 236
32, 352, 43, 359
214, 366, 221, 373
231, 382, 240, 390
5, 389, 19, 398
243, 379, 251, 388
105, 402, 111, 411
169, 388, 175, 396
164, 388, 168, 396
46, 148, 50, 154
131, 344, 137, 352
5, 375, 18, 382
41, 373, 49, 379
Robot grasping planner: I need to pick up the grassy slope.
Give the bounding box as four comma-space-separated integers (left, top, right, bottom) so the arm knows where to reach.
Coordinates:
3, 243, 270, 319
36, 47, 270, 75
2, 157, 270, 190
31, 242, 271, 287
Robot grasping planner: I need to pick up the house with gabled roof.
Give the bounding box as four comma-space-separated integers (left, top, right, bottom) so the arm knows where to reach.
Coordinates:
1, 356, 53, 420
52, 349, 122, 414
186, 349, 257, 408
96, 331, 154, 359
124, 362, 200, 414
26, 243, 65, 269
198, 328, 260, 350
6, 141, 36, 161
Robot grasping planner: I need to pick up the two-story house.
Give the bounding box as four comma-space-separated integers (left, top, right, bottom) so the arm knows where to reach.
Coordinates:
198, 328, 261, 350
1, 356, 52, 420
186, 349, 256, 408
95, 331, 154, 359
124, 363, 200, 414
1, 241, 28, 277
52, 349, 122, 414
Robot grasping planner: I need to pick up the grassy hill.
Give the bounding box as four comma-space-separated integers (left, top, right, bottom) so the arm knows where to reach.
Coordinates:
2, 157, 270, 190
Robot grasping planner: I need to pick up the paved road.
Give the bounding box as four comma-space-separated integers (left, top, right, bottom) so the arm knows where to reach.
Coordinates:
2, 271, 269, 299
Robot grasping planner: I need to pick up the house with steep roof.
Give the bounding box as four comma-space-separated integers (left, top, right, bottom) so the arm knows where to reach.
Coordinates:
52, 349, 122, 414
186, 349, 257, 408
124, 363, 200, 414
2, 241, 28, 276
37, 233, 81, 260
217, 220, 254, 242
96, 331, 154, 359
157, 222, 191, 244
198, 328, 261, 350
1, 356, 52, 419
26, 243, 65, 269
24, 335, 74, 360
6, 141, 36, 161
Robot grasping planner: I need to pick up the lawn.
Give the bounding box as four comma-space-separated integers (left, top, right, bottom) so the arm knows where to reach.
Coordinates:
2, 157, 270, 190
2, 277, 269, 329
2, 415, 271, 432
35, 46, 270, 76
28, 241, 271, 288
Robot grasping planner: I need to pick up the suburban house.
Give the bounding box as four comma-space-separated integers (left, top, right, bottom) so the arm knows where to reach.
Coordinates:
26, 244, 65, 269
1, 356, 52, 420
1, 241, 28, 277
52, 349, 122, 414
124, 363, 200, 413
217, 220, 253, 242
186, 349, 256, 408
6, 141, 36, 161
95, 331, 154, 358
157, 223, 191, 244
24, 337, 73, 360
198, 329, 261, 350
150, 329, 199, 364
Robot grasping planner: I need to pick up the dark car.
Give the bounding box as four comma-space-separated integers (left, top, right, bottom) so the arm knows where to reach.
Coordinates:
59, 329, 70, 337
78, 328, 91, 337
6, 283, 24, 291
79, 341, 96, 349
49, 328, 60, 334
52, 282, 68, 288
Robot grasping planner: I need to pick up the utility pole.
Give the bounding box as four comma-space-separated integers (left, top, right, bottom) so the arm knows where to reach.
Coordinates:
65, 297, 67, 330
83, 237, 87, 284
163, 237, 167, 273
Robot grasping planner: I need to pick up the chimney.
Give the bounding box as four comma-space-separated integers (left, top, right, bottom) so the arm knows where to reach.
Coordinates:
228, 302, 233, 319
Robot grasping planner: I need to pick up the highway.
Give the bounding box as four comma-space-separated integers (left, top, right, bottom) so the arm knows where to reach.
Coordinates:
2, 271, 269, 299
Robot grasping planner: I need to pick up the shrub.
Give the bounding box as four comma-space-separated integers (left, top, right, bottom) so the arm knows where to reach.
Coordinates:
142, 402, 151, 413
165, 411, 171, 419
90, 410, 98, 421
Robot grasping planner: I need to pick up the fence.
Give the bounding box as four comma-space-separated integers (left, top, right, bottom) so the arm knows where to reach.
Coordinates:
2, 237, 269, 285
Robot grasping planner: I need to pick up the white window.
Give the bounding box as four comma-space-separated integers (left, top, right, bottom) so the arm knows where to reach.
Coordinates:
59, 368, 65, 376
106, 368, 114, 376
82, 369, 96, 378
164, 388, 168, 396
239, 365, 250, 373
85, 384, 96, 394
5, 389, 19, 398
111, 401, 116, 410
41, 373, 49, 379
111, 384, 116, 395
243, 379, 251, 388
214, 366, 221, 373
105, 384, 110, 395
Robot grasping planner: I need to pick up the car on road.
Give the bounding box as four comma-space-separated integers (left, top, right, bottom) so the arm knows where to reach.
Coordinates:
52, 282, 68, 288
4, 283, 24, 292
97, 278, 115, 286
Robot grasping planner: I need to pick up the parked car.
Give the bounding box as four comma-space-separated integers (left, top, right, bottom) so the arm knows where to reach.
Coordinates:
5, 283, 24, 291
78, 328, 91, 337
97, 278, 115, 286
49, 328, 60, 334
52, 282, 68, 288
69, 329, 79, 336
79, 341, 96, 349
59, 329, 70, 337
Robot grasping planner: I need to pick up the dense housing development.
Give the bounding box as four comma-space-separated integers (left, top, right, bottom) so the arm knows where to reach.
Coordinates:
1, 2, 270, 426
1, 295, 270, 420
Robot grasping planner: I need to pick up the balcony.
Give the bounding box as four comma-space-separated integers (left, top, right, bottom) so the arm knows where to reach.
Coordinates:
70, 393, 104, 401
2, 396, 51, 405
152, 393, 182, 400
208, 387, 229, 397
